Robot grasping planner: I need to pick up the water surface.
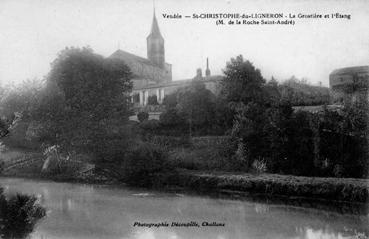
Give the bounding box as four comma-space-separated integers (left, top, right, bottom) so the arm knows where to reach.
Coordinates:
0, 177, 367, 239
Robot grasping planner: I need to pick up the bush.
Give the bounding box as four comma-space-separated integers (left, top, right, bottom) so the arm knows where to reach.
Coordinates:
162, 93, 178, 108
137, 111, 149, 122
0, 118, 9, 138
0, 189, 46, 239
148, 135, 191, 149
252, 158, 267, 174
167, 137, 237, 171
121, 143, 173, 187
159, 108, 185, 127
147, 95, 158, 105
140, 119, 160, 131
90, 126, 138, 164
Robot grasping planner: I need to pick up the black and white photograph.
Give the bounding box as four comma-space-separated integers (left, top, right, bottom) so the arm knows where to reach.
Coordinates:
0, 0, 368, 238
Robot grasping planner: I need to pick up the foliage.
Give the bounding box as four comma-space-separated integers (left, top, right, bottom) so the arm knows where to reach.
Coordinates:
121, 142, 173, 187
145, 81, 231, 136
221, 55, 266, 105
229, 98, 318, 176
0, 188, 46, 239
31, 47, 133, 159
176, 81, 217, 135
137, 111, 149, 122
173, 171, 369, 203
0, 118, 9, 138
318, 101, 368, 178
213, 98, 234, 132
147, 95, 159, 105
279, 76, 331, 106
252, 159, 267, 174
90, 123, 138, 164
229, 97, 368, 178
158, 83, 231, 136
167, 137, 235, 171
159, 108, 186, 127
162, 93, 178, 108
0, 79, 42, 120
146, 135, 191, 149
140, 119, 160, 130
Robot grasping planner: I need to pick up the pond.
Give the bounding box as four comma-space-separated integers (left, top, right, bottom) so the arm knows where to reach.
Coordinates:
0, 177, 368, 239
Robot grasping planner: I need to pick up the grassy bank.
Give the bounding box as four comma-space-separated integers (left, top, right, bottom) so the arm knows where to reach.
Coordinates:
0, 148, 115, 184
167, 170, 369, 204
2, 148, 368, 204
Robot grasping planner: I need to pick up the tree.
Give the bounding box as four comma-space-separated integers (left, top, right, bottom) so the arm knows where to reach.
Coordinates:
0, 118, 8, 138
0, 79, 42, 120
137, 111, 149, 122
279, 76, 331, 106
221, 55, 266, 105
33, 47, 133, 158
263, 77, 282, 106
318, 101, 368, 178
147, 95, 158, 105
162, 93, 178, 109
177, 81, 216, 136
0, 189, 46, 239
159, 108, 185, 127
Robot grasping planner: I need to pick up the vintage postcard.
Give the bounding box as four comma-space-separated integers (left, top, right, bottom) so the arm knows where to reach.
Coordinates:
0, 0, 368, 238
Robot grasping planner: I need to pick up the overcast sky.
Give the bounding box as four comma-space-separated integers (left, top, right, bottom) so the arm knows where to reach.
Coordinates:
0, 0, 368, 86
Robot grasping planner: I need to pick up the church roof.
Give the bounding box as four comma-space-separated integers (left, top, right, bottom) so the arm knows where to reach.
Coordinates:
147, 12, 163, 38
109, 49, 156, 67
134, 75, 223, 90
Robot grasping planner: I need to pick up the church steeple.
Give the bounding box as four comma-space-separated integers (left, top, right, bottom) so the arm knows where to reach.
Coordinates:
149, 11, 162, 37
147, 7, 165, 68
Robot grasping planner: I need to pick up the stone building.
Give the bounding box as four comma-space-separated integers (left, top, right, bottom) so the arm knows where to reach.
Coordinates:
108, 10, 222, 110
329, 66, 369, 104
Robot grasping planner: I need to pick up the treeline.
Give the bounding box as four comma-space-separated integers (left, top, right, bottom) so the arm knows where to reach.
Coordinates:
279, 76, 331, 106
0, 47, 172, 186
138, 55, 368, 178
0, 50, 367, 183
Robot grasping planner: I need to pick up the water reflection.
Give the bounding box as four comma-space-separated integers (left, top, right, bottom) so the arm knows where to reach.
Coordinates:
0, 178, 367, 239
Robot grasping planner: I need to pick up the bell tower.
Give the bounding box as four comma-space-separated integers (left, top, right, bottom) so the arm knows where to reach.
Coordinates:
147, 9, 165, 68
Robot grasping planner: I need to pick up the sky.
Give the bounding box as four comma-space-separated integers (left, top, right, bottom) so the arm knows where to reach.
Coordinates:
0, 0, 368, 87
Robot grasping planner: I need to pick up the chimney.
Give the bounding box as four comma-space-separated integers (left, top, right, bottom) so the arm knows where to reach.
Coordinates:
196, 68, 202, 79
205, 58, 211, 77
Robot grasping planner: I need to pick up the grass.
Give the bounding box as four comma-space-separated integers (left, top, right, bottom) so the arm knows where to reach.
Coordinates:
168, 170, 369, 203
2, 144, 368, 204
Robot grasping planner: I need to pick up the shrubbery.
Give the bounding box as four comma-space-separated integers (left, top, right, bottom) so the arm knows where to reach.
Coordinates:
0, 188, 46, 239
147, 95, 158, 105
121, 142, 174, 187
137, 111, 149, 122
0, 118, 9, 138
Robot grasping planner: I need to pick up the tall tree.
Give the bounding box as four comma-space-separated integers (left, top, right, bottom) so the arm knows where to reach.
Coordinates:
0, 79, 42, 120
221, 55, 266, 105
177, 81, 216, 136
33, 47, 133, 154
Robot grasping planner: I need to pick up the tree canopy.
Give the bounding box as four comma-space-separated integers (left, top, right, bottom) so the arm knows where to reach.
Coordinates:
221, 55, 266, 105
33, 47, 133, 153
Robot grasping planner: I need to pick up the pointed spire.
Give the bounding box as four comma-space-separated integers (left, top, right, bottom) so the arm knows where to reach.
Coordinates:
153, 0, 156, 16
149, 1, 162, 37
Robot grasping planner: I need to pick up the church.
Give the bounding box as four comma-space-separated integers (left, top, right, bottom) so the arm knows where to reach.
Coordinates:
108, 10, 222, 110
